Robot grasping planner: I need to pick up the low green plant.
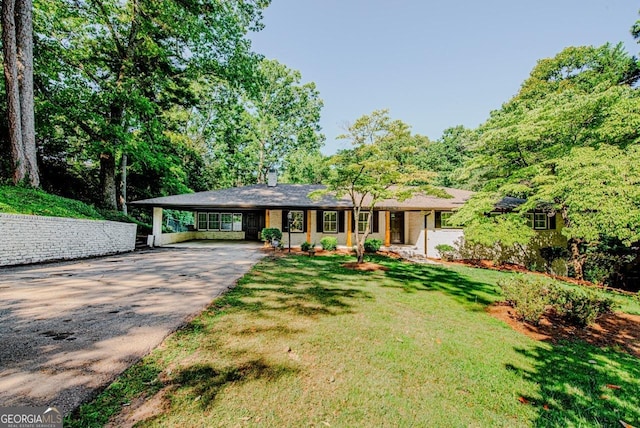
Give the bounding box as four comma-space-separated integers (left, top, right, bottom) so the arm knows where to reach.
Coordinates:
261, 228, 282, 243
435, 244, 456, 261
498, 276, 553, 324
552, 287, 616, 327
300, 241, 313, 252
364, 238, 382, 253
320, 236, 337, 251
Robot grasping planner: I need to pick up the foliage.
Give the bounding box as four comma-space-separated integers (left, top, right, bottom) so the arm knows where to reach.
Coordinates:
498, 277, 554, 324
300, 241, 313, 251
320, 236, 337, 251
416, 125, 475, 188
552, 287, 616, 327
539, 246, 569, 273
313, 109, 442, 263
498, 276, 617, 326
260, 227, 282, 243
435, 244, 456, 261
455, 44, 640, 283
363, 238, 382, 253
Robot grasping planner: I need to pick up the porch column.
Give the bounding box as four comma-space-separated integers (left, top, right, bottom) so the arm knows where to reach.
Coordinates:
307, 210, 312, 243
151, 207, 163, 246
346, 210, 352, 247
265, 209, 270, 228
384, 211, 391, 247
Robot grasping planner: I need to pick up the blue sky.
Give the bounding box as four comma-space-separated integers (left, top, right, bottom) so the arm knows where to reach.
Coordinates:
249, 1, 639, 154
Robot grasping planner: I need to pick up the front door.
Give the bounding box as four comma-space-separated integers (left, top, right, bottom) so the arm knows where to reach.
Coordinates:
390, 212, 404, 244
245, 212, 264, 240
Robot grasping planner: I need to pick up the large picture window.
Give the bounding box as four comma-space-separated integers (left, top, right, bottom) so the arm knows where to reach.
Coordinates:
323, 211, 337, 233
197, 212, 242, 231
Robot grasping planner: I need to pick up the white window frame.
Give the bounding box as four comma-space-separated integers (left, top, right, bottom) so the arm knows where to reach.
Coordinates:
323, 211, 337, 233
290, 210, 304, 233
197, 212, 242, 231
358, 212, 370, 233
525, 213, 534, 229
533, 212, 547, 230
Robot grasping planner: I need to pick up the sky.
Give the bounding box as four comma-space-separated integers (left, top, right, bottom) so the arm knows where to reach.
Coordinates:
249, 1, 639, 155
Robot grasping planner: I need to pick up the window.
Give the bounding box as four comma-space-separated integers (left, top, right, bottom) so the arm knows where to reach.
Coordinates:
358, 212, 370, 233
220, 213, 233, 231
534, 212, 547, 230
323, 211, 337, 233
440, 212, 460, 229
290, 210, 304, 232
208, 213, 220, 230
197, 212, 242, 231
525, 213, 534, 229
198, 213, 207, 230
233, 213, 243, 231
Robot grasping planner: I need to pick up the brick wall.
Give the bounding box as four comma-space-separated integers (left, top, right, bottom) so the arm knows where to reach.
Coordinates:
0, 213, 137, 267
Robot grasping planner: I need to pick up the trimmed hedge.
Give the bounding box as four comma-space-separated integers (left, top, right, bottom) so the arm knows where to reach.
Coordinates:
320, 236, 337, 251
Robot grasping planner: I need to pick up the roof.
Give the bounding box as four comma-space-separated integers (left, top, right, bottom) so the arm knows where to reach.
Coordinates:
130, 184, 474, 211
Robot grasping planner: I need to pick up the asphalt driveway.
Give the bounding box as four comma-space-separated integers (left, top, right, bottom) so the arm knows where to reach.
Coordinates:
0, 242, 265, 414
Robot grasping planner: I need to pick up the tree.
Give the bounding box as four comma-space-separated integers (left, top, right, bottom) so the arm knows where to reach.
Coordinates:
35, 0, 268, 209
416, 125, 474, 188
2, 0, 39, 186
454, 44, 640, 280
313, 110, 441, 264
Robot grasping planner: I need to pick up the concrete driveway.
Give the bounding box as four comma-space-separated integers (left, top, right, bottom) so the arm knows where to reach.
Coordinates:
0, 242, 265, 414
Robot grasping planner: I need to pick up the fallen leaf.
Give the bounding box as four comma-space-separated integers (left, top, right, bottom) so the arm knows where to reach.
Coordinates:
543, 404, 550, 411
606, 384, 621, 390
619, 421, 636, 428
518, 396, 529, 405
600, 395, 609, 400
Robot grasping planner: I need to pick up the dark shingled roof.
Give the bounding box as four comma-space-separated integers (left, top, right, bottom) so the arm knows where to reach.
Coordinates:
130, 184, 473, 211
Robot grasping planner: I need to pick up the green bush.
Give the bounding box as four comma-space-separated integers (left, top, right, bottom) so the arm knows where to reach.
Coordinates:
497, 276, 554, 324
261, 228, 282, 243
320, 236, 337, 251
498, 276, 617, 327
552, 288, 616, 327
435, 244, 456, 261
364, 238, 382, 253
300, 241, 312, 251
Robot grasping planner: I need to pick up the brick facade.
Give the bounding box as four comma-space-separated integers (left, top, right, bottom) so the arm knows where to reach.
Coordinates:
0, 213, 137, 267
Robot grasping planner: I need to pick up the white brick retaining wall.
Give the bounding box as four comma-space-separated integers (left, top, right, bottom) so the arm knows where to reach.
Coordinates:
0, 213, 137, 267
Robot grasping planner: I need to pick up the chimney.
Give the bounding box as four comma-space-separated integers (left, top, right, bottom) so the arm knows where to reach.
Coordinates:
267, 167, 277, 187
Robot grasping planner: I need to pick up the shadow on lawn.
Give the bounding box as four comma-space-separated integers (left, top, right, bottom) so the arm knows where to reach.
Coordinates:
378, 258, 500, 307
209, 255, 375, 318
508, 341, 640, 427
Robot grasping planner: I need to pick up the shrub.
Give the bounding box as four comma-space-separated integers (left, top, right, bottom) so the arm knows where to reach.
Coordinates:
261, 228, 282, 243
364, 238, 382, 253
320, 236, 337, 251
551, 288, 616, 327
497, 277, 554, 324
435, 244, 456, 261
300, 241, 312, 252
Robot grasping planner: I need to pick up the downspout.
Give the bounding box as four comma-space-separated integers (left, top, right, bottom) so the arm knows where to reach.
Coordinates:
424, 211, 432, 257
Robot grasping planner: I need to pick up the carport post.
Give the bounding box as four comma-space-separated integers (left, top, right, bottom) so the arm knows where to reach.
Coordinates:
151, 207, 163, 246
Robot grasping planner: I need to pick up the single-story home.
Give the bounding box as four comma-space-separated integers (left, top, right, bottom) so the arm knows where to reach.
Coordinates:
130, 173, 473, 258
131, 174, 567, 263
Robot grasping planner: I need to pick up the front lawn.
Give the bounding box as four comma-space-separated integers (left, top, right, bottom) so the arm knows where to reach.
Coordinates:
67, 255, 639, 427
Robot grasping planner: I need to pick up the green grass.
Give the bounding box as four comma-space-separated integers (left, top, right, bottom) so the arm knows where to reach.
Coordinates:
0, 185, 105, 219
66, 255, 639, 427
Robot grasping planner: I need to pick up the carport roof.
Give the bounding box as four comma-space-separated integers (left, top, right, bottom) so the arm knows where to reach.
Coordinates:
130, 184, 473, 211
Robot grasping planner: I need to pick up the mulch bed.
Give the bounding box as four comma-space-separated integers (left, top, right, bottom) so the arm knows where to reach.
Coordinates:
487, 303, 640, 358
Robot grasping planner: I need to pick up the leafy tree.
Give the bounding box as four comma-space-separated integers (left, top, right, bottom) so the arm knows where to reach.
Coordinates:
280, 148, 327, 184
2, 0, 39, 186
313, 110, 441, 264
416, 125, 474, 188
34, 0, 268, 209
455, 44, 640, 280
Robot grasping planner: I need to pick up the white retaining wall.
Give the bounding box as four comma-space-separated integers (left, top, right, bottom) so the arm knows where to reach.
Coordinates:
0, 213, 137, 267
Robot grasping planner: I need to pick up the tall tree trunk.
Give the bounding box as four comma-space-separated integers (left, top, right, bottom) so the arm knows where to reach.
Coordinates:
2, 0, 26, 184
100, 152, 117, 210
16, 0, 38, 187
